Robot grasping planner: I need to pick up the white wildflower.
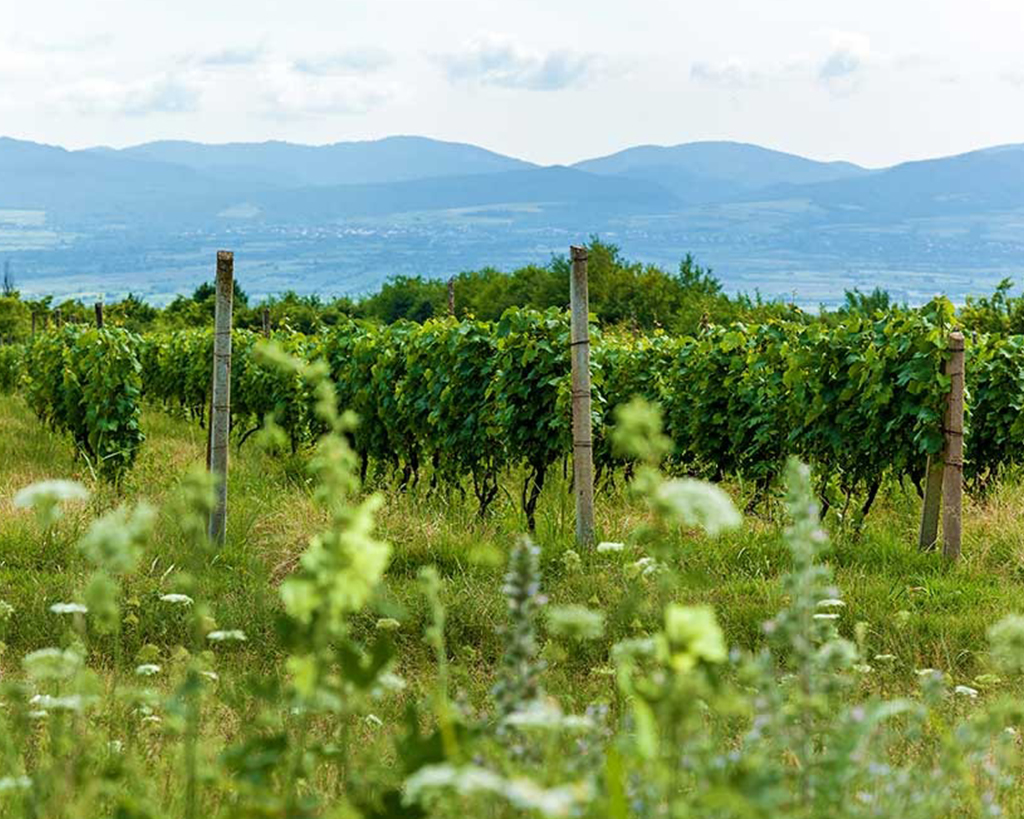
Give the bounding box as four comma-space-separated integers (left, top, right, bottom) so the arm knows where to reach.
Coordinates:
597, 541, 624, 553
651, 478, 742, 536
159, 594, 194, 606
14, 480, 89, 528
207, 630, 247, 642
816, 599, 846, 609
135, 664, 161, 676
14, 480, 89, 508
954, 685, 979, 698
49, 602, 88, 615
29, 693, 89, 712
23, 647, 83, 681
365, 713, 383, 728
0, 776, 31, 792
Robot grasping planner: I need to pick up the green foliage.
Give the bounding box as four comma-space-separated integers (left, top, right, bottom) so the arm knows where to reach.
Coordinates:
0, 343, 22, 392
22, 325, 145, 480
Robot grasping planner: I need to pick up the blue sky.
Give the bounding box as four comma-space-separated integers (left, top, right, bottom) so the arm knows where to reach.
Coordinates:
2, 0, 1023, 166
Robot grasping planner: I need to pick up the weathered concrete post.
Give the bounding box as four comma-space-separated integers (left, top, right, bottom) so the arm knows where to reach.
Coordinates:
208, 251, 234, 544
570, 246, 595, 546
918, 330, 966, 559
942, 331, 965, 560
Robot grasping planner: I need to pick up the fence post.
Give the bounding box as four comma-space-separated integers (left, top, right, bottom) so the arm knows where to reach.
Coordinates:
31, 312, 36, 338
94, 302, 104, 328
447, 277, 455, 317
917, 330, 966, 557
570, 246, 595, 546
262, 307, 271, 339
942, 331, 965, 560
53, 308, 62, 328
207, 251, 234, 545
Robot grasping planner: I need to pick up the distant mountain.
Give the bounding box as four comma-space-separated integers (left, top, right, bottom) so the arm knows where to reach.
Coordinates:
88, 135, 537, 188
0, 136, 225, 211
574, 140, 870, 203
761, 143, 1024, 219
242, 165, 680, 223
4, 134, 1024, 306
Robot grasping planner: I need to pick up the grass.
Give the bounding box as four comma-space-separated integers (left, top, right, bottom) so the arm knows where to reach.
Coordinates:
3, 390, 1024, 702
7, 392, 1024, 816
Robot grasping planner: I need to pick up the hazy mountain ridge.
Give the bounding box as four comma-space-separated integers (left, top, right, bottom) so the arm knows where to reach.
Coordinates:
4, 134, 1024, 223
2, 134, 1023, 305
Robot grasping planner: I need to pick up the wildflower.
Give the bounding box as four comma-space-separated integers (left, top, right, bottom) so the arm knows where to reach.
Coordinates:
135, 664, 161, 676
200, 670, 219, 682
375, 617, 401, 632
375, 672, 406, 692
365, 713, 383, 728
597, 541, 624, 553
49, 602, 88, 615
916, 668, 941, 676
503, 700, 594, 732
874, 653, 896, 662
988, 614, 1024, 675
626, 557, 660, 579
954, 685, 979, 698
813, 613, 840, 621
0, 600, 13, 622
23, 647, 83, 681
159, 594, 194, 606
29, 693, 89, 712
78, 503, 155, 575
0, 776, 31, 793
14, 480, 89, 527
547, 605, 605, 641
662, 604, 727, 672
561, 549, 582, 572
816, 599, 846, 609
651, 478, 743, 536
207, 630, 247, 642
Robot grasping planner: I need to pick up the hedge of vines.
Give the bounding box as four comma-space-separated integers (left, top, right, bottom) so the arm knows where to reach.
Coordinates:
15, 326, 144, 480
8, 301, 1024, 515
132, 305, 965, 522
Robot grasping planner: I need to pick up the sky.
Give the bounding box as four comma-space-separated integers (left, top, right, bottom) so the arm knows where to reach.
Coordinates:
2, 0, 1023, 168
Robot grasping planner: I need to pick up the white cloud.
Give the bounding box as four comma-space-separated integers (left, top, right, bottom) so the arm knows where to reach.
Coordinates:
437, 33, 602, 91
55, 74, 201, 116
690, 32, 873, 96
1004, 70, 1024, 89
258, 61, 397, 116
293, 47, 393, 75
818, 32, 872, 94
198, 46, 266, 68
690, 58, 761, 89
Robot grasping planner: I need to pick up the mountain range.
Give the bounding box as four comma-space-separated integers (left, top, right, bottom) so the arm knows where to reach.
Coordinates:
2, 134, 1023, 304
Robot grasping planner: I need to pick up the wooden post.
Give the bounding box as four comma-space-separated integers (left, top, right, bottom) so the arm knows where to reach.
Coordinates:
94, 302, 104, 328
942, 331, 965, 560
262, 307, 271, 339
207, 251, 234, 545
570, 246, 595, 546
31, 312, 36, 338
447, 277, 455, 317
53, 308, 62, 328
